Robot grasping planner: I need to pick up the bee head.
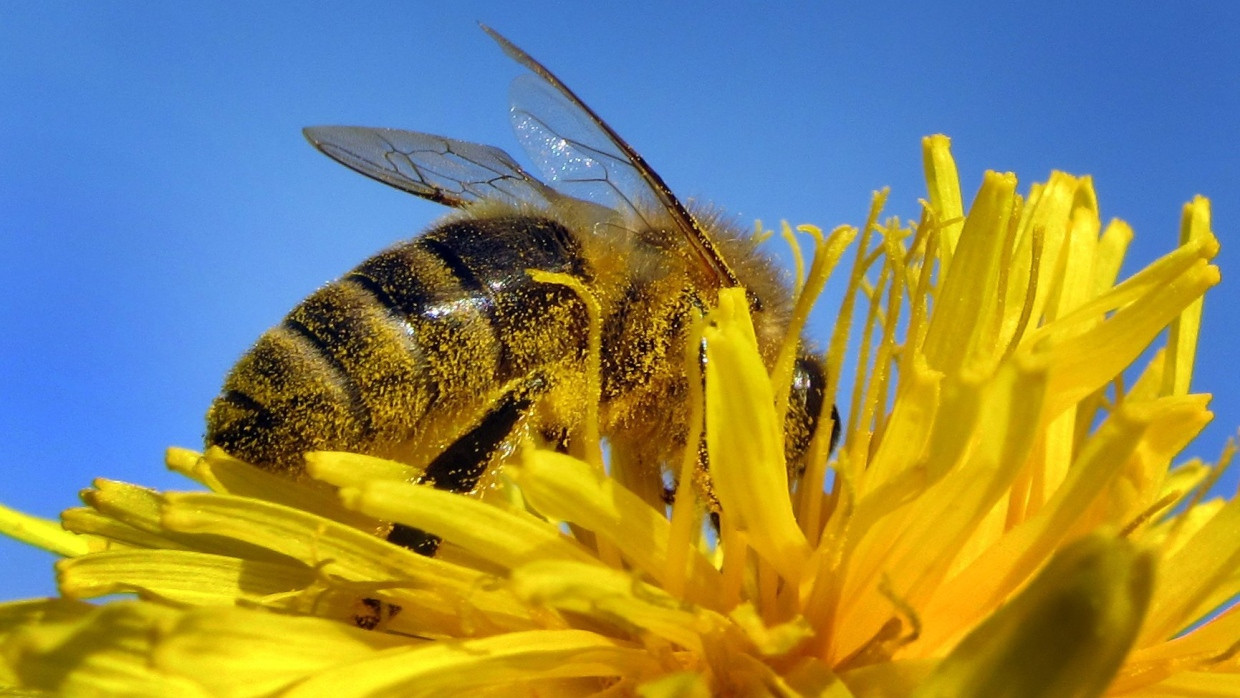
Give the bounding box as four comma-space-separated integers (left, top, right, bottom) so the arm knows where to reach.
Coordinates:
784, 353, 840, 479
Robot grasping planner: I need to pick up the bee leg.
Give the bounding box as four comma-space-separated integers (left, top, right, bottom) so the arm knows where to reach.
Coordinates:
386, 376, 543, 556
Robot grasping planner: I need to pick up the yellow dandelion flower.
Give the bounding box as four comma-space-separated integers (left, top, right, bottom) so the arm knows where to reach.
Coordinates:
0, 135, 1233, 697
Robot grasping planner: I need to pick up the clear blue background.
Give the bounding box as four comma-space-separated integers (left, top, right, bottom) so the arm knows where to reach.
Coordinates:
2, 4, 1237, 600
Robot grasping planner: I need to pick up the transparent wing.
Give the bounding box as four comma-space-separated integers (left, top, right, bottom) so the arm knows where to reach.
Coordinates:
482, 25, 739, 287
303, 126, 557, 209
509, 73, 654, 225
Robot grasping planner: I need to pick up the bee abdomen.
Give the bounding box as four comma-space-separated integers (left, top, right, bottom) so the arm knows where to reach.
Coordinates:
207, 281, 434, 475
206, 215, 593, 474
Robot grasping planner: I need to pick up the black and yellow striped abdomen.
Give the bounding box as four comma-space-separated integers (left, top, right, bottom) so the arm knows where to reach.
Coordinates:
205, 215, 593, 476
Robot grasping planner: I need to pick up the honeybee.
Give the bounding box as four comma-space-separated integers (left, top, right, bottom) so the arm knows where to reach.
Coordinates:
205, 26, 837, 553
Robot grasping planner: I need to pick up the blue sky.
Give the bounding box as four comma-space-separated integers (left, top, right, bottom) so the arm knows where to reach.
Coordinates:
1, 4, 1237, 600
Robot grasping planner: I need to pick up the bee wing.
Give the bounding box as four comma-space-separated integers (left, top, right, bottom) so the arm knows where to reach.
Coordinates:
482, 25, 740, 288
303, 126, 559, 209
506, 74, 649, 223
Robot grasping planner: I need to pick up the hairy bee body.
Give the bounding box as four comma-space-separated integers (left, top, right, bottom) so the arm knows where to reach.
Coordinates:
207, 206, 819, 480
209, 212, 590, 476
205, 27, 834, 525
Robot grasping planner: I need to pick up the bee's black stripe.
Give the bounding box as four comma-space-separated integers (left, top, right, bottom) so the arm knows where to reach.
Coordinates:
209, 389, 279, 444
337, 271, 442, 415
281, 317, 372, 432
347, 247, 438, 321
420, 236, 488, 293
342, 258, 457, 411
216, 387, 265, 415
417, 234, 511, 378
343, 271, 405, 319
